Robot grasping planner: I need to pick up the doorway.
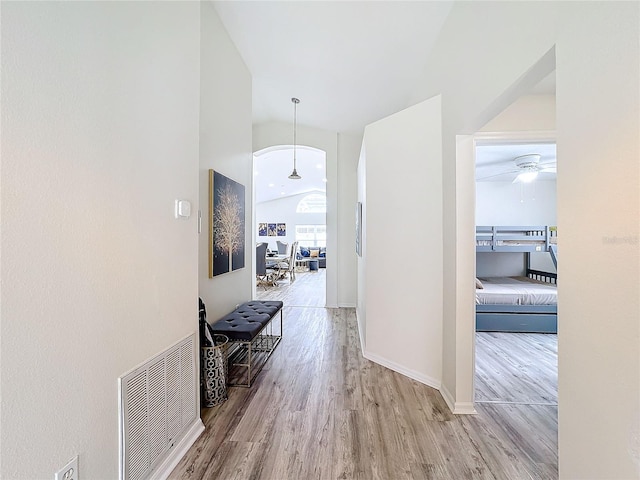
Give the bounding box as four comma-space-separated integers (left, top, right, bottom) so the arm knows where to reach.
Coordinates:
474, 138, 558, 408
253, 145, 327, 307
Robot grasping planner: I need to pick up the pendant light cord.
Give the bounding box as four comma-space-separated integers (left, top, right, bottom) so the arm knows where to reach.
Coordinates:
289, 97, 301, 179
293, 99, 297, 169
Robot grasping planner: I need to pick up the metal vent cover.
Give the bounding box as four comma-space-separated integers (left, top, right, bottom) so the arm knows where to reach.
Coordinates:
119, 334, 197, 480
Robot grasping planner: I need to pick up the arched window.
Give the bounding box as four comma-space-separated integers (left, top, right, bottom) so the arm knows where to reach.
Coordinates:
296, 193, 327, 213
296, 193, 326, 213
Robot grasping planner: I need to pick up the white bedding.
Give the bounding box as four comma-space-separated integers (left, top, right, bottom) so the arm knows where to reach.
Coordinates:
476, 276, 557, 305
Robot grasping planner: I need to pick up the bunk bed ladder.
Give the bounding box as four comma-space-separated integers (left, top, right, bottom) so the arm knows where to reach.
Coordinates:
549, 244, 558, 269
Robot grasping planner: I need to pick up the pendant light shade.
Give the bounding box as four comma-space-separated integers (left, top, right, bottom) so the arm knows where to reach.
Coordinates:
288, 97, 301, 180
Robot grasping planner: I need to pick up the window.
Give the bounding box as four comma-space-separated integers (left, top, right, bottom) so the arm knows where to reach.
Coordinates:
296, 193, 326, 213
295, 225, 326, 247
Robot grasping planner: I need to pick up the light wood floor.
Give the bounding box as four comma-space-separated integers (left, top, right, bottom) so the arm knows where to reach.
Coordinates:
171, 271, 557, 479
256, 267, 327, 307
475, 332, 557, 405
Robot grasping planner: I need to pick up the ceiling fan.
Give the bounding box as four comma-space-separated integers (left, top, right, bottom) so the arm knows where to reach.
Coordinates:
478, 153, 556, 183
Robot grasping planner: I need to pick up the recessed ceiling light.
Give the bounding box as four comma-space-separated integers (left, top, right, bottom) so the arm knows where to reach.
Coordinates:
268, 183, 275, 187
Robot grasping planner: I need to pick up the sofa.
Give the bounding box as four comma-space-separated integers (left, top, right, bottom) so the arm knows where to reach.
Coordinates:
297, 246, 326, 268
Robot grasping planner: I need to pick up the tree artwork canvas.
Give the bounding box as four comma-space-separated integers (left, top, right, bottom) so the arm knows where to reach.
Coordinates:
209, 170, 245, 277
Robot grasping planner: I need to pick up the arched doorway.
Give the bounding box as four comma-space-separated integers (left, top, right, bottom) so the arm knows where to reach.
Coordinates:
253, 145, 328, 305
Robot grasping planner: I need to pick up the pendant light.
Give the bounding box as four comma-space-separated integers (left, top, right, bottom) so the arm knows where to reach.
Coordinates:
288, 97, 301, 180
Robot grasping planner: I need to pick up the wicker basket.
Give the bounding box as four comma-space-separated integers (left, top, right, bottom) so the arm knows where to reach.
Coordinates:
201, 335, 228, 407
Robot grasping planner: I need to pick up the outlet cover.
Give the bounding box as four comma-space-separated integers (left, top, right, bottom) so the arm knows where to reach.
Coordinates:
54, 455, 78, 480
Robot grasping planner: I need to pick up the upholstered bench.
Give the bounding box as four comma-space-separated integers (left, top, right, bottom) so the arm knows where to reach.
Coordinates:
211, 300, 283, 387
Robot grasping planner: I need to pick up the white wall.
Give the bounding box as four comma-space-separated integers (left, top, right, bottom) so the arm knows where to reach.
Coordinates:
356, 143, 367, 344
199, 2, 253, 321
480, 94, 556, 133
476, 181, 557, 276
408, 1, 639, 477
336, 133, 361, 307
360, 96, 443, 388
255, 192, 326, 251
1, 2, 201, 478
476, 181, 557, 225
555, 3, 639, 478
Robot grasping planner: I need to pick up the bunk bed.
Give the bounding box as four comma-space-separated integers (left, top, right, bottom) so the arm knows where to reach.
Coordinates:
476, 225, 557, 333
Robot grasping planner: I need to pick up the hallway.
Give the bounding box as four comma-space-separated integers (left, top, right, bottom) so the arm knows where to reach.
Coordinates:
171, 271, 557, 479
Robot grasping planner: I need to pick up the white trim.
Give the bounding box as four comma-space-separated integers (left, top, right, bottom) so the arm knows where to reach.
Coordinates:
474, 130, 557, 146
363, 350, 441, 391
147, 418, 205, 480
356, 315, 366, 354
440, 384, 478, 415
338, 302, 356, 308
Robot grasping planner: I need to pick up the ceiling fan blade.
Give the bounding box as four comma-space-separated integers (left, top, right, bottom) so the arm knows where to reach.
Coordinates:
539, 166, 556, 173
476, 169, 519, 181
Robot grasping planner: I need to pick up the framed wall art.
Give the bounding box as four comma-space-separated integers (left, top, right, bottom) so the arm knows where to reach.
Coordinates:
209, 170, 245, 277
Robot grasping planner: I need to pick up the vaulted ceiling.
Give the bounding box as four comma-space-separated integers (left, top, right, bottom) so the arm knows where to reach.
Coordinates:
213, 1, 454, 134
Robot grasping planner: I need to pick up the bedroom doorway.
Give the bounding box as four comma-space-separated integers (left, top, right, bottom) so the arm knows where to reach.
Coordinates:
473, 134, 558, 411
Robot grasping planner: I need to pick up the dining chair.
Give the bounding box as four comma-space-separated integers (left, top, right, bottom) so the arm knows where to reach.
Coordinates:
256, 242, 277, 288
276, 240, 288, 255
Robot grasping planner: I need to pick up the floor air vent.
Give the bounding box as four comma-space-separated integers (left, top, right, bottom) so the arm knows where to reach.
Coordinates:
119, 334, 197, 480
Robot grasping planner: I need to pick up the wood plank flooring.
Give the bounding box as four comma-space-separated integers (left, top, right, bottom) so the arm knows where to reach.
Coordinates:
171, 272, 557, 479
256, 268, 327, 307
475, 332, 557, 405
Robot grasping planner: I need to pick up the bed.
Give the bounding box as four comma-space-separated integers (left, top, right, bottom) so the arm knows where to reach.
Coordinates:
476, 225, 558, 333
476, 225, 557, 267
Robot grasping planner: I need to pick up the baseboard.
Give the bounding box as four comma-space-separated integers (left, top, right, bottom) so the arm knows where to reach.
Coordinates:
440, 384, 477, 415
355, 310, 366, 353
362, 350, 441, 391
148, 417, 205, 480
338, 302, 356, 308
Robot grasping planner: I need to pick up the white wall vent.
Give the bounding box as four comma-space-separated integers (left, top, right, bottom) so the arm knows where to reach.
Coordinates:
119, 333, 197, 480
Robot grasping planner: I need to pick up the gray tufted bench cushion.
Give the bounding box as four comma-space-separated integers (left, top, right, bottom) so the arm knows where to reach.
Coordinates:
211, 300, 283, 341
209, 300, 283, 387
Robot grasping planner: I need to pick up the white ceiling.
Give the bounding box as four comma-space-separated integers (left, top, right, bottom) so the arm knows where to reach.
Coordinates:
213, 2, 557, 195
213, 1, 454, 134
476, 142, 557, 182
254, 147, 326, 204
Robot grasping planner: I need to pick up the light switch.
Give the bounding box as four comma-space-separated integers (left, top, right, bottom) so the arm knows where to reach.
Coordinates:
175, 199, 191, 219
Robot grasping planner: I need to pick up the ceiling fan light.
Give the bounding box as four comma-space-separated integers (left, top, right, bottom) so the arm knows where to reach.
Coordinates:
516, 170, 539, 183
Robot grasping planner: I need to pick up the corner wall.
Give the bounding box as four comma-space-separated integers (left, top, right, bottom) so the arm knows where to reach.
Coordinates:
555, 3, 639, 477
199, 3, 253, 320
359, 97, 443, 388
412, 1, 639, 476
1, 3, 201, 477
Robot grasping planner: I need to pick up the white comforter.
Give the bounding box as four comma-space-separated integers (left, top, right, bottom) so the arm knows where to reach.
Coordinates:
476, 276, 557, 305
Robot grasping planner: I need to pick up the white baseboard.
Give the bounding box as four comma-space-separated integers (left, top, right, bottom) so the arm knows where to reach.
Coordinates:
338, 302, 356, 308
440, 384, 477, 415
355, 310, 366, 353
362, 350, 441, 391
149, 417, 205, 480
354, 311, 475, 415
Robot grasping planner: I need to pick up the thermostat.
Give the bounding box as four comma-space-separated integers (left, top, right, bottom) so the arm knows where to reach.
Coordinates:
175, 199, 191, 219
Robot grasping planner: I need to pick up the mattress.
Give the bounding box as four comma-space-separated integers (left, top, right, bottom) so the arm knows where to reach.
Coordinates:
476, 276, 557, 306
